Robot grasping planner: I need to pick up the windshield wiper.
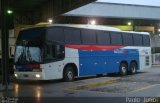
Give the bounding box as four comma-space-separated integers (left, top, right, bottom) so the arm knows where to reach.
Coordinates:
17, 47, 26, 64
17, 46, 31, 64
26, 47, 32, 62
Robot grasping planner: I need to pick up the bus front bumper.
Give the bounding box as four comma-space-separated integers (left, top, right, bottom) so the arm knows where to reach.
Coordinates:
14, 72, 44, 80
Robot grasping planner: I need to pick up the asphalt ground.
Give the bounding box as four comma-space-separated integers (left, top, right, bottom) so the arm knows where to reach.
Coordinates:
0, 66, 160, 103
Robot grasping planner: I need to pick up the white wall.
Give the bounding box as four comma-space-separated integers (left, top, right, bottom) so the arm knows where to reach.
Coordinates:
151, 35, 160, 47
152, 53, 160, 64
0, 29, 16, 58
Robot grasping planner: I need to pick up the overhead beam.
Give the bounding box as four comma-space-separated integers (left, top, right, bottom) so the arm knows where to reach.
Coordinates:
12, 0, 96, 24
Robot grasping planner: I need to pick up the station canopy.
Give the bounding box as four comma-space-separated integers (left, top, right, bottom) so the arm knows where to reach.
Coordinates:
64, 0, 160, 20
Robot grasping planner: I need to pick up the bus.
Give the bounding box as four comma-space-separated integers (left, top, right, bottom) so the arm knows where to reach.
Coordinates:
14, 24, 151, 81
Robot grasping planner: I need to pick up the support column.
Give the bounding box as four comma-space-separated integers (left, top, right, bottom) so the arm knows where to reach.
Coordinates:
0, 0, 10, 92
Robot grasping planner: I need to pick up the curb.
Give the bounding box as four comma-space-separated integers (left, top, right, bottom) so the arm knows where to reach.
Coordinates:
152, 65, 160, 67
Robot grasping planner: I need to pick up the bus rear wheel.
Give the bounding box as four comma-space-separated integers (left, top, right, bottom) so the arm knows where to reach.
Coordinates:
119, 63, 128, 76
129, 62, 137, 75
63, 66, 75, 82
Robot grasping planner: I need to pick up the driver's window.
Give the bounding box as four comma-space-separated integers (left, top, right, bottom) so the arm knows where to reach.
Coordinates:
45, 44, 54, 60
45, 44, 64, 61
55, 45, 64, 59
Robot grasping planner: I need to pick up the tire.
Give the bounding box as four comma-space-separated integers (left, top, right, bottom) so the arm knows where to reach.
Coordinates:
119, 63, 128, 76
129, 62, 137, 75
63, 66, 75, 82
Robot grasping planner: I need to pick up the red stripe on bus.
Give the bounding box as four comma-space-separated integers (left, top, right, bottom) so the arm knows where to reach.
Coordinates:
65, 45, 124, 51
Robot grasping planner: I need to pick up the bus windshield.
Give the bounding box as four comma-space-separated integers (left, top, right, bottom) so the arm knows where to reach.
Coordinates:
14, 27, 45, 64
14, 45, 42, 64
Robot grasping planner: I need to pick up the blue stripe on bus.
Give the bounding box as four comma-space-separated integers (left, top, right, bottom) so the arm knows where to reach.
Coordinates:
78, 49, 139, 76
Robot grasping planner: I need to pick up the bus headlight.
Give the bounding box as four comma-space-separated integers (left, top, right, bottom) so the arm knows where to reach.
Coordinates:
35, 74, 40, 78
14, 74, 18, 77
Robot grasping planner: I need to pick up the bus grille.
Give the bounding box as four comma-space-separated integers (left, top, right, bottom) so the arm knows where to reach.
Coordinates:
145, 56, 150, 66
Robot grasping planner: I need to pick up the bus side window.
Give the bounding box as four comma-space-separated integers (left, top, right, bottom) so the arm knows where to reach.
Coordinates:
143, 35, 150, 46
64, 28, 81, 44
45, 44, 64, 61
55, 45, 64, 59
45, 44, 54, 60
110, 32, 122, 45
97, 31, 110, 45
52, 45, 56, 58
46, 27, 64, 43
81, 29, 96, 44
122, 33, 133, 46
133, 34, 143, 46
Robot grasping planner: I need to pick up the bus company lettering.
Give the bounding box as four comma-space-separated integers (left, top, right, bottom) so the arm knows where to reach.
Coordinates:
114, 49, 126, 54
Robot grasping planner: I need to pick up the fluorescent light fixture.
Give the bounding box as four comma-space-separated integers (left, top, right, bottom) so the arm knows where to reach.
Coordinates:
14, 74, 18, 77
90, 20, 96, 25
7, 10, 13, 14
48, 19, 53, 24
35, 74, 40, 78
127, 22, 132, 26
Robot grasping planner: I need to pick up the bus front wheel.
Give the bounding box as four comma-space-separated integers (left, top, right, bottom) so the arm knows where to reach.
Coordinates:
119, 63, 128, 76
63, 66, 75, 82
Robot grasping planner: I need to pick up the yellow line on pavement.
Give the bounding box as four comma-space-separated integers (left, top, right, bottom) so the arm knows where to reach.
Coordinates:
65, 78, 120, 90
130, 84, 160, 93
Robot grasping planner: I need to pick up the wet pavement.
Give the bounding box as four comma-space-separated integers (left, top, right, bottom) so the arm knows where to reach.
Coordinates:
0, 66, 160, 102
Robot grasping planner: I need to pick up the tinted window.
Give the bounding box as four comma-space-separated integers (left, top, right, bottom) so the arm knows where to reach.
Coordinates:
45, 45, 53, 60
44, 44, 64, 61
46, 27, 64, 42
81, 29, 96, 44
97, 31, 110, 45
64, 28, 81, 44
17, 28, 45, 44
122, 33, 133, 46
143, 35, 150, 46
133, 34, 143, 46
110, 32, 122, 45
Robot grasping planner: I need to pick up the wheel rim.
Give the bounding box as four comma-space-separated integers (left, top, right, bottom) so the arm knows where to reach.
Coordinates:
67, 71, 73, 80
132, 66, 136, 73
122, 66, 127, 74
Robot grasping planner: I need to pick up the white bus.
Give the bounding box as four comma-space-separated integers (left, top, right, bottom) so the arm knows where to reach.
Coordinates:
14, 24, 151, 81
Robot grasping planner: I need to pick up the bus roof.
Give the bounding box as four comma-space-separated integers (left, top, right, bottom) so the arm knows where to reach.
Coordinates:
21, 24, 150, 35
